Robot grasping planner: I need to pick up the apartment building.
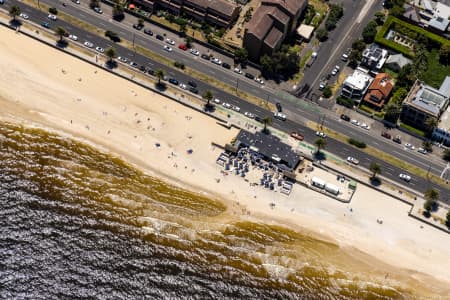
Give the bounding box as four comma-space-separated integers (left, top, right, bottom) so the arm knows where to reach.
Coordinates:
340, 69, 373, 102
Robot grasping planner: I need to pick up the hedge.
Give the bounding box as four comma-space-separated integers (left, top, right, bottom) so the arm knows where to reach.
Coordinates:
399, 122, 425, 137
375, 16, 450, 58
348, 138, 367, 148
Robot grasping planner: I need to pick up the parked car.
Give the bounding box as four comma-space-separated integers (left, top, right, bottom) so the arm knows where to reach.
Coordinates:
232, 105, 241, 112
276, 102, 282, 112
347, 156, 359, 165
41, 22, 50, 28
319, 79, 327, 90
360, 123, 370, 130
234, 67, 243, 74
144, 29, 153, 36
139, 65, 146, 72
129, 61, 138, 68
163, 45, 173, 52
72, 0, 80, 3
274, 112, 286, 121
165, 38, 175, 45
331, 65, 340, 76
190, 49, 200, 56
340, 114, 350, 121
188, 87, 198, 94
381, 131, 391, 139
222, 102, 232, 109
404, 143, 415, 150
95, 46, 104, 53
213, 98, 221, 104
351, 119, 360, 126
244, 112, 255, 119
254, 115, 263, 123
393, 135, 402, 144
290, 132, 304, 141
201, 53, 210, 60
47, 14, 57, 20
156, 34, 164, 41
118, 56, 128, 63
222, 62, 231, 69
316, 131, 326, 138
179, 83, 188, 90
68, 34, 78, 41
417, 148, 428, 154
93, 7, 103, 14
255, 77, 264, 85
178, 44, 188, 50
133, 23, 144, 30
188, 81, 197, 88
245, 73, 255, 80
168, 78, 179, 85
83, 41, 94, 48
147, 68, 155, 75
211, 57, 222, 65
19, 13, 29, 19
399, 173, 411, 182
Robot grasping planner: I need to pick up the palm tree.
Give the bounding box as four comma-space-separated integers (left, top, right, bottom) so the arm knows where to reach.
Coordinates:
55, 26, 66, 42
314, 138, 326, 154
369, 162, 381, 179
262, 116, 272, 132
424, 188, 439, 202
179, 23, 187, 35
155, 69, 164, 85
105, 47, 116, 63
9, 5, 20, 21
185, 36, 193, 48
425, 117, 437, 133
202, 90, 213, 107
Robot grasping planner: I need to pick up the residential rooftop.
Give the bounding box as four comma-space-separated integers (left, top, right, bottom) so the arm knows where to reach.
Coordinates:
404, 80, 449, 117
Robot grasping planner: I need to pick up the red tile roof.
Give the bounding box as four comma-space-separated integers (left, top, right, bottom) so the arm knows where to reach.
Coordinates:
363, 73, 393, 108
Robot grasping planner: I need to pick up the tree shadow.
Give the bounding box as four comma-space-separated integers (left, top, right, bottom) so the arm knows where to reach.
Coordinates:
9, 19, 22, 29
369, 177, 382, 186
56, 39, 68, 49
155, 82, 167, 91
112, 14, 125, 22
422, 210, 431, 218
105, 60, 118, 69
204, 103, 216, 112
314, 151, 326, 161
261, 128, 271, 135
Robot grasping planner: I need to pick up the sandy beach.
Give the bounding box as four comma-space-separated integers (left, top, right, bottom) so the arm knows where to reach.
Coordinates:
0, 25, 449, 296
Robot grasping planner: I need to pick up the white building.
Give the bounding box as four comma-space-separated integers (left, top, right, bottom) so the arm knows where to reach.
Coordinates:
341, 68, 373, 102
361, 44, 389, 71
432, 76, 450, 146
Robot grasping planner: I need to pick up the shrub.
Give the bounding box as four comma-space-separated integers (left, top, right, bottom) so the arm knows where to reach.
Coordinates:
362, 20, 378, 43
322, 86, 332, 98
348, 138, 367, 148
315, 28, 328, 41
325, 4, 344, 31
337, 96, 354, 108
174, 61, 185, 69
49, 7, 58, 14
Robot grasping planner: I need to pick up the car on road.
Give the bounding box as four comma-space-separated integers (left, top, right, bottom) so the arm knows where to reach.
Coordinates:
201, 53, 210, 60
41, 22, 50, 28
189, 87, 198, 94
274, 112, 286, 121
341, 48, 351, 61
83, 41, 94, 48
118, 56, 127, 63
222, 102, 232, 109
360, 123, 370, 130
93, 7, 103, 14
316, 131, 326, 138
47, 14, 57, 20
0, 0, 4, 4
404, 143, 415, 150
254, 115, 263, 123
245, 73, 255, 80
165, 38, 175, 45
163, 45, 173, 52
255, 77, 264, 85
234, 67, 243, 74
144, 29, 153, 36
179, 83, 188, 90
347, 156, 359, 165
156, 34, 164, 41
232, 105, 240, 112
213, 98, 221, 104
319, 78, 327, 90
244, 112, 255, 119
188, 81, 197, 88
20, 13, 29, 19
290, 132, 304, 141
399, 173, 411, 182
381, 131, 391, 139
129, 61, 138, 68
133, 23, 144, 30
417, 148, 428, 154
351, 119, 360, 126
139, 65, 147, 72
68, 34, 78, 41
276, 102, 282, 112
211, 58, 222, 65
168, 78, 179, 85
340, 114, 350, 121
190, 49, 200, 56
393, 135, 402, 144
72, 0, 80, 3
95, 46, 104, 53
222, 62, 231, 69
331, 65, 340, 76
147, 68, 155, 75
178, 44, 188, 51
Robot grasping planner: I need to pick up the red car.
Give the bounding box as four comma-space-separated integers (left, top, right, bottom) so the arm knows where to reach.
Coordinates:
178, 44, 188, 51
290, 131, 304, 141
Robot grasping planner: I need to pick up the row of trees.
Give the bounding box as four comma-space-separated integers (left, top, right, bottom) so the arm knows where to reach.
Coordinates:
260, 45, 300, 78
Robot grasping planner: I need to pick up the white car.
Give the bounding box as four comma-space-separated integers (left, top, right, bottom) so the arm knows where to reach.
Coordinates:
68, 34, 78, 41
404, 143, 415, 150
255, 77, 264, 85
274, 112, 287, 121
347, 156, 359, 165
118, 56, 128, 63
213, 98, 221, 104
190, 48, 200, 56
351, 119, 360, 126
163, 45, 173, 52
244, 112, 255, 119
417, 148, 428, 154
316, 131, 326, 138
165, 38, 175, 45
232, 105, 240, 112
84, 41, 94, 48
48, 14, 57, 21
95, 46, 104, 53
179, 83, 188, 90
20, 13, 29, 19
234, 67, 243, 74
93, 7, 103, 14
399, 173, 411, 182
222, 102, 232, 109
360, 123, 370, 130
211, 58, 222, 65
331, 65, 340, 76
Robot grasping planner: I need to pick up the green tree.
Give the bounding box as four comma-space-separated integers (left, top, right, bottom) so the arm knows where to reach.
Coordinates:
234, 48, 248, 64
9, 5, 20, 21
396, 64, 415, 89
446, 210, 450, 227
322, 86, 332, 98
412, 45, 428, 80
362, 20, 378, 43
348, 49, 362, 67
424, 117, 437, 133
315, 28, 328, 41
443, 149, 450, 162
105, 47, 116, 62
155, 69, 164, 85
112, 1, 124, 20
260, 55, 273, 74
244, 8, 253, 22
138, 18, 145, 27
369, 162, 381, 179
352, 39, 366, 51
374, 11, 385, 25
55, 26, 67, 42
179, 23, 187, 35
439, 44, 450, 65
185, 36, 193, 48
384, 102, 401, 122
424, 188, 439, 202
202, 90, 213, 107
314, 138, 327, 154
422, 140, 433, 153
262, 116, 272, 133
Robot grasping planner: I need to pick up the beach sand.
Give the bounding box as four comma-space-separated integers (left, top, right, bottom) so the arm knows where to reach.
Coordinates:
0, 26, 449, 296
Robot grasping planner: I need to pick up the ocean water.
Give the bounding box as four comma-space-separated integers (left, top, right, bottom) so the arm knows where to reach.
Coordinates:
0, 122, 412, 299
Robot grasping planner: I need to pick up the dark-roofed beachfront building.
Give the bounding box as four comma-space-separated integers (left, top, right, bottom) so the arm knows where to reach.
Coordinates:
243, 0, 308, 62
234, 130, 301, 170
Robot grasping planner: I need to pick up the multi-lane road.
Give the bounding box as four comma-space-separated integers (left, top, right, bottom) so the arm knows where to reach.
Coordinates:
2, 0, 449, 202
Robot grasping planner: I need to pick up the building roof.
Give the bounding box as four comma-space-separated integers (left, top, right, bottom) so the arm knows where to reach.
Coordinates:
429, 15, 449, 31
363, 73, 393, 108
207, 0, 239, 16
264, 26, 283, 47
362, 44, 388, 70
296, 24, 314, 40
245, 7, 274, 40
261, 0, 306, 18
235, 130, 300, 169
404, 80, 449, 117
343, 70, 373, 91
385, 53, 412, 69
439, 76, 450, 97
